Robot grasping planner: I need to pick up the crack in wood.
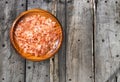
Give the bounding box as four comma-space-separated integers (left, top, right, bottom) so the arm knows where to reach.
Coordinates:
95, 0, 98, 10
115, 76, 118, 82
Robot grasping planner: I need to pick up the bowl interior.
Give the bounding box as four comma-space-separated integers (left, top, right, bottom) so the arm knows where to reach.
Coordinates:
10, 9, 63, 61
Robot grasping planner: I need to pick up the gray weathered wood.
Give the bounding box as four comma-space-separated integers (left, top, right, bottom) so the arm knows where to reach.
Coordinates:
26, 0, 59, 82
66, 0, 94, 82
57, 0, 66, 82
26, 60, 50, 82
49, 0, 66, 82
26, 0, 51, 82
3, 0, 120, 82
50, 0, 59, 82
26, 0, 66, 82
0, 0, 26, 82
95, 0, 120, 82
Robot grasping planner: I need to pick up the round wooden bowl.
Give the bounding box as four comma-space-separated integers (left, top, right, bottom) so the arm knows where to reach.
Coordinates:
10, 8, 63, 61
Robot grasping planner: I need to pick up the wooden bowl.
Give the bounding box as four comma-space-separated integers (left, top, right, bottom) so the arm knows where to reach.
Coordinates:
10, 8, 63, 61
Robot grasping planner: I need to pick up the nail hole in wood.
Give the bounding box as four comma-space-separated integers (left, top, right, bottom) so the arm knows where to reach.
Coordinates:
116, 54, 119, 57
2, 44, 5, 47
67, 0, 72, 3
78, 39, 80, 41
37, 74, 39, 76
87, 0, 89, 3
115, 34, 117, 37
46, 75, 48, 77
89, 76, 92, 78
105, 12, 107, 15
2, 18, 4, 20
2, 78, 4, 80
5, 1, 8, 4
110, 66, 112, 68
52, 58, 54, 61
21, 4, 24, 7
28, 66, 31, 69
69, 79, 72, 81
115, 1, 118, 4
20, 68, 22, 70
44, 0, 51, 3
102, 39, 105, 42
59, 0, 64, 3
116, 21, 119, 24
12, 62, 15, 64
105, 0, 107, 3
20, 73, 23, 74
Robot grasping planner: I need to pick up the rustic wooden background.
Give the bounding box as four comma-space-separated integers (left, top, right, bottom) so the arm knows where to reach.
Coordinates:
0, 0, 120, 82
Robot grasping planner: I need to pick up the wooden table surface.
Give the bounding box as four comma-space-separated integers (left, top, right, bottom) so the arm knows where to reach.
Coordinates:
0, 0, 120, 82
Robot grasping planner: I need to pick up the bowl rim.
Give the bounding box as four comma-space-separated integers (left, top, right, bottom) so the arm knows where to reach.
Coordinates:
10, 8, 63, 61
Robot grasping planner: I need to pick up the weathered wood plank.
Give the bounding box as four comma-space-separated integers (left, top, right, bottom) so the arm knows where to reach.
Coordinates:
0, 0, 26, 82
95, 0, 120, 82
50, 0, 59, 82
26, 0, 51, 82
66, 0, 94, 82
57, 0, 66, 82
49, 0, 66, 82
26, 0, 60, 82
26, 60, 50, 82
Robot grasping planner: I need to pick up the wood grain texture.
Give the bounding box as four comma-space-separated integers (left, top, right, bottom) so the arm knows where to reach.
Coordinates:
26, 0, 61, 82
0, 0, 26, 82
26, 0, 51, 82
95, 0, 120, 82
57, 0, 66, 82
50, 0, 59, 82
50, 0, 66, 82
66, 0, 94, 82
26, 60, 50, 82
3, 0, 120, 82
